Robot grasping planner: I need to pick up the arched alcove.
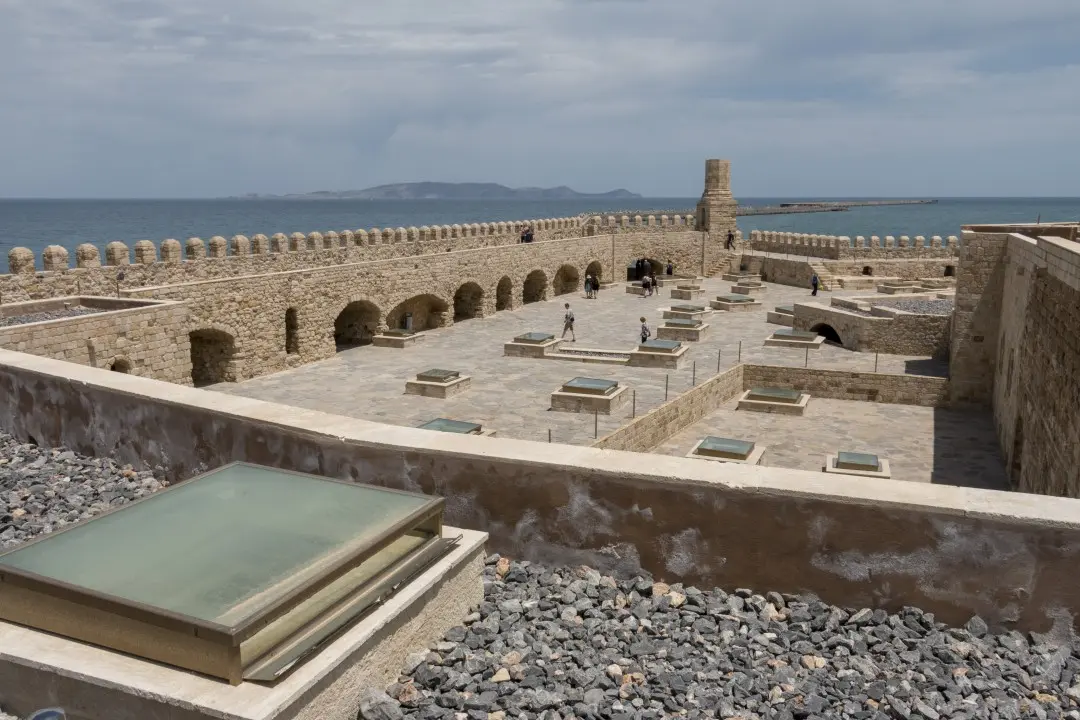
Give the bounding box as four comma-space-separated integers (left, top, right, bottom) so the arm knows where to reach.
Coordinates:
496, 276, 513, 311
585, 261, 603, 283
453, 282, 484, 322
285, 308, 299, 354
334, 301, 381, 350
189, 329, 237, 387
810, 323, 843, 346
523, 270, 548, 304
387, 294, 449, 330
553, 265, 581, 295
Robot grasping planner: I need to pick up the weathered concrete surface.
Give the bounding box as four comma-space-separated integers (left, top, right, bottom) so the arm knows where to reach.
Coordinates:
2, 350, 1080, 632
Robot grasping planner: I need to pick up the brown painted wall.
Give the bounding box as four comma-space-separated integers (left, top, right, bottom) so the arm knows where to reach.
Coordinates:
2, 350, 1077, 632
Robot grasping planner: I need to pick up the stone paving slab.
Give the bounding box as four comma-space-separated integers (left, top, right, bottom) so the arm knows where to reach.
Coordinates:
215, 278, 947, 446
654, 397, 1007, 489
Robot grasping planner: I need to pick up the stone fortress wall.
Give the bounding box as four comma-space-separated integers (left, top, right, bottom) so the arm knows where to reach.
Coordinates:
0, 156, 966, 388
748, 230, 959, 260
948, 223, 1080, 495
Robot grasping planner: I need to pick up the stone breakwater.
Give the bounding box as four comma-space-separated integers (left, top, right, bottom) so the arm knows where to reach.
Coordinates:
0, 432, 166, 548
365, 555, 1080, 720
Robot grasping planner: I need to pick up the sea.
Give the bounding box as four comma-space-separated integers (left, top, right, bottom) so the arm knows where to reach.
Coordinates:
1, 197, 1078, 266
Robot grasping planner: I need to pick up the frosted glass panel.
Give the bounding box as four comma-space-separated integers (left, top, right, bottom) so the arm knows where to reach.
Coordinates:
0, 464, 433, 628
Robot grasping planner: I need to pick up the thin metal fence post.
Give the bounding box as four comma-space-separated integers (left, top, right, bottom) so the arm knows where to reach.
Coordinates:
594, 409, 598, 439
738, 341, 742, 363
804, 347, 809, 368
548, 428, 552, 443
632, 389, 637, 418
692, 361, 697, 386
875, 352, 879, 373
665, 374, 669, 401
717, 348, 721, 373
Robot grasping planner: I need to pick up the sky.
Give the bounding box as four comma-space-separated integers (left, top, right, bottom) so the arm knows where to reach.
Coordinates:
1, 1, 1080, 198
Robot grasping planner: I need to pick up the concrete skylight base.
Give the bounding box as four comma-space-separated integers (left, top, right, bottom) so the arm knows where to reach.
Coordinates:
0, 527, 488, 720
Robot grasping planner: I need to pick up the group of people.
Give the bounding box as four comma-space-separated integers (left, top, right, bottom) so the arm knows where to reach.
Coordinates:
584, 274, 601, 299
518, 226, 535, 243
640, 272, 658, 296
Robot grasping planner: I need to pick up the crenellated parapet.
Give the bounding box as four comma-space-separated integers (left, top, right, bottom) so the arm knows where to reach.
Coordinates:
748, 230, 960, 260
0, 214, 592, 300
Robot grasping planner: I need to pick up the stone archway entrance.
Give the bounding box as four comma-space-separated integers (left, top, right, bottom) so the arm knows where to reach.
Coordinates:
523, 270, 548, 304
387, 295, 450, 330
189, 329, 237, 387
496, 277, 513, 311
453, 282, 484, 322
585, 261, 603, 284
334, 301, 381, 350
811, 323, 843, 346
553, 265, 580, 295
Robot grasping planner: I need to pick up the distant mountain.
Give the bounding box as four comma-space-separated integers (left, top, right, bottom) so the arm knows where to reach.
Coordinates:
234, 182, 641, 201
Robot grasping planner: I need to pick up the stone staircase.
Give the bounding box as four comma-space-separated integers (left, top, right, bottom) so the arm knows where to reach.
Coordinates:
808, 262, 836, 291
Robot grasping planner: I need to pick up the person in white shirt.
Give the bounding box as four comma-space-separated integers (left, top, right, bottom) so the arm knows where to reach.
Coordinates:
562, 303, 576, 341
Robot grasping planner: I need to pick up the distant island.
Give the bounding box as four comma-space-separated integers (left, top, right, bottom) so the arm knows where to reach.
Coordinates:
232, 182, 641, 201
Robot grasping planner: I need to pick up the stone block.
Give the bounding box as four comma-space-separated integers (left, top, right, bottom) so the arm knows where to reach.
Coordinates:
372, 330, 424, 348
657, 322, 709, 342
737, 388, 810, 416
550, 378, 630, 415
504, 333, 562, 358
405, 371, 472, 399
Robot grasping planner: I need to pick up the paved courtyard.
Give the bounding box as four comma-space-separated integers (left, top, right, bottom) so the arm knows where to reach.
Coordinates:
653, 398, 1008, 490
216, 277, 951, 447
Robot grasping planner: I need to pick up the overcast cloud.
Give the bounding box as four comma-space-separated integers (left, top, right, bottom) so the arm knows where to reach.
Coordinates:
1, 0, 1079, 197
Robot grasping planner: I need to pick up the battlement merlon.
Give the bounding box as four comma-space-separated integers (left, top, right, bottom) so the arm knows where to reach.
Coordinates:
695, 158, 738, 235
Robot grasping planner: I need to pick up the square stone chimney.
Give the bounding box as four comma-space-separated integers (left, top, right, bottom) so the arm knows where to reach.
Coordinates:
695, 159, 738, 235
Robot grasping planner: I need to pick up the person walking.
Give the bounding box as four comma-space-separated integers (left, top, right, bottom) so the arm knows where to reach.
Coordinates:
726, 230, 735, 250
562, 302, 576, 341
648, 272, 657, 296
811, 273, 820, 296
666, 260, 673, 275
584, 275, 594, 299
639, 316, 651, 344
642, 274, 651, 297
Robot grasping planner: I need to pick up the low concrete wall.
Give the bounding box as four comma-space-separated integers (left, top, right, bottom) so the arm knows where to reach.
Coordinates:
743, 365, 949, 406
1, 349, 1076, 632
593, 365, 744, 451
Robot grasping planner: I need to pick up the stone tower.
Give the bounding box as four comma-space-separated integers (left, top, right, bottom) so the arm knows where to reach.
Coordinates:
695, 159, 738, 235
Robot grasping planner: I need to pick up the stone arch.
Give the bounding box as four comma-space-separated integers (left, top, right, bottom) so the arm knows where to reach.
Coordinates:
585, 260, 603, 283
496, 276, 513, 311
285, 307, 299, 354
861, 266, 873, 276
523, 270, 549, 304
810, 323, 843, 346
108, 357, 131, 373
944, 265, 955, 277
453, 282, 485, 322
189, 328, 238, 387
553, 264, 581, 295
334, 300, 381, 350
387, 294, 449, 331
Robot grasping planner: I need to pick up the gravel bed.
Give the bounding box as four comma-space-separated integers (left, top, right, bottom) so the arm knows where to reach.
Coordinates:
362, 555, 1080, 720
0, 306, 105, 328
1, 432, 166, 549
871, 298, 955, 316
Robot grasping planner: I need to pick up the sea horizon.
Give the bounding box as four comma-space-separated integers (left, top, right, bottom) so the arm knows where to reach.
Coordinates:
2, 196, 1077, 266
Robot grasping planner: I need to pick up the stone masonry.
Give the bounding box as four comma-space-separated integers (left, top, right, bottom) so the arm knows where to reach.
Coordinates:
0, 297, 191, 384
